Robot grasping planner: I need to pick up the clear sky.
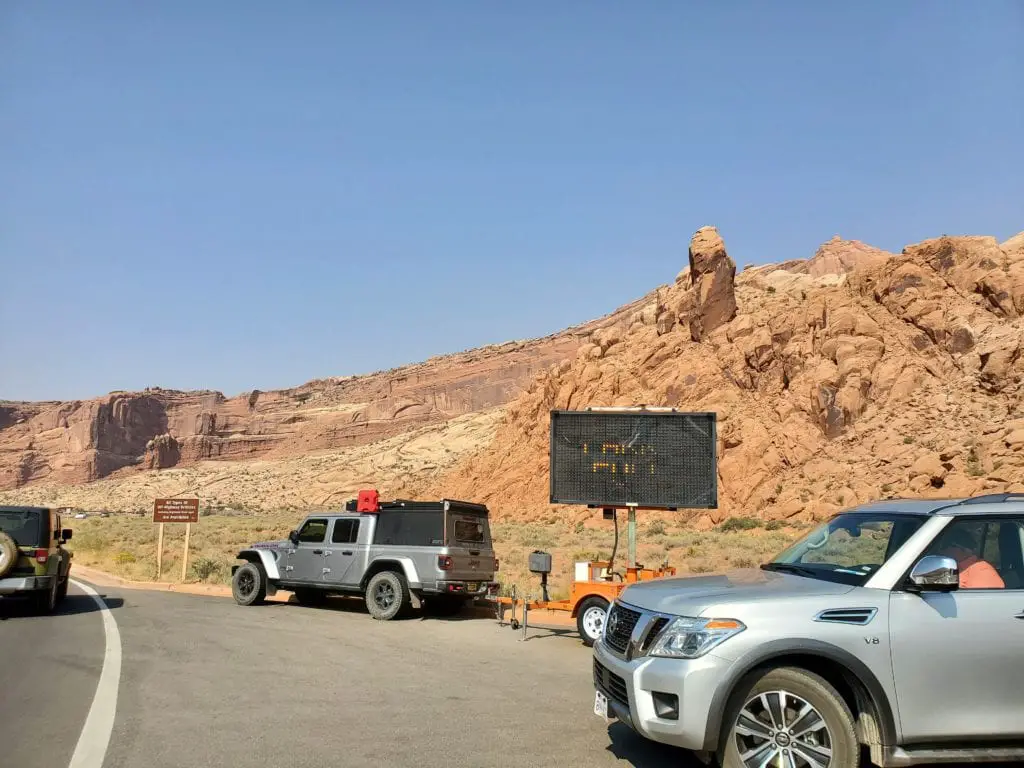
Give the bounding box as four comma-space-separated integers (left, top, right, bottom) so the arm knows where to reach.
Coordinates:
2, 2, 1022, 402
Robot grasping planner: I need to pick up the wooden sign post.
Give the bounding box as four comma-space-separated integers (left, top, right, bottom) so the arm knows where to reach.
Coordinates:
153, 498, 200, 581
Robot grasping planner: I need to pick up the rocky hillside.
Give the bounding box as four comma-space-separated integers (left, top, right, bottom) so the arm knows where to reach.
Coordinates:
0, 299, 649, 500
415, 227, 1024, 527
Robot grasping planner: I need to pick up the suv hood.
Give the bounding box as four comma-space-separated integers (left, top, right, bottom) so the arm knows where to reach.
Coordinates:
618, 568, 855, 616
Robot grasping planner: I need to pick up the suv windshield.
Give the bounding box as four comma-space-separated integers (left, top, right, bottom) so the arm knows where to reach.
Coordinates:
0, 507, 45, 547
764, 512, 926, 585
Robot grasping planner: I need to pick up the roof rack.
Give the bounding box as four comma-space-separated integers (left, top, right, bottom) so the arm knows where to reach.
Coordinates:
957, 493, 1024, 506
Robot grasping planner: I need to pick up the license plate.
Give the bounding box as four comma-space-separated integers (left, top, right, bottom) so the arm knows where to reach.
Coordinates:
466, 582, 479, 592
594, 690, 609, 719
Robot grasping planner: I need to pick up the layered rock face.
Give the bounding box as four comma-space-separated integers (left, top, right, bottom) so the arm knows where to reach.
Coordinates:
416, 227, 1024, 527
0, 303, 646, 491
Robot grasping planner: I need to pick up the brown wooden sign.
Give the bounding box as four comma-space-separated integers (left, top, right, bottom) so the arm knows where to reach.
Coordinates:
153, 498, 199, 523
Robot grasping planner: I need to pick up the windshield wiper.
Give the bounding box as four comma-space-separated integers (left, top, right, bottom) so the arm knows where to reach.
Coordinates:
761, 562, 817, 577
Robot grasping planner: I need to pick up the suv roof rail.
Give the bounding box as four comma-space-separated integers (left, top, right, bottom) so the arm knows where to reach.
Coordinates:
957, 493, 1024, 506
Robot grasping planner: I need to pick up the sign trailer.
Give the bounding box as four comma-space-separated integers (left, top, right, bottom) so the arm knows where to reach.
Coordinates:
496, 407, 718, 646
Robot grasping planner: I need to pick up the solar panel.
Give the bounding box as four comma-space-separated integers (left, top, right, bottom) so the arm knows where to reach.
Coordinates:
549, 409, 718, 509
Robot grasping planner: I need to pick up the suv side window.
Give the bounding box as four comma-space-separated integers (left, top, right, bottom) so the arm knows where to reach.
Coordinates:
924, 517, 1024, 590
331, 519, 359, 544
296, 518, 328, 543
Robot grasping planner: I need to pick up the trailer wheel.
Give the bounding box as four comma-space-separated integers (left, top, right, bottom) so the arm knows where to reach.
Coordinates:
576, 596, 609, 647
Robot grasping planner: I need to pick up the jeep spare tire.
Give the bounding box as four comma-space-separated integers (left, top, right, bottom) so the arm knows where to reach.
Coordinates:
0, 531, 17, 578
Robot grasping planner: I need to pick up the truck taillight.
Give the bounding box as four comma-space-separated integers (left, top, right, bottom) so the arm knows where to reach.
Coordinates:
35, 549, 49, 564
438, 555, 453, 571
494, 557, 499, 571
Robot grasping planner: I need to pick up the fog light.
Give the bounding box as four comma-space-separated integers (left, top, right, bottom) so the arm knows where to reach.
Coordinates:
652, 691, 679, 720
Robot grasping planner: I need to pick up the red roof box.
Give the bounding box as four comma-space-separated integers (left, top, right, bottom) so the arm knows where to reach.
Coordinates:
356, 489, 380, 512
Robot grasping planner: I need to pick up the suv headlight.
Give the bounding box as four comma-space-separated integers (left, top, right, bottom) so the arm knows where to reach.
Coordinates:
648, 616, 745, 659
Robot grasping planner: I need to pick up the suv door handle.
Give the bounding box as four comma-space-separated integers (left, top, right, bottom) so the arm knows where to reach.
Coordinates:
312, 549, 323, 555
342, 550, 353, 556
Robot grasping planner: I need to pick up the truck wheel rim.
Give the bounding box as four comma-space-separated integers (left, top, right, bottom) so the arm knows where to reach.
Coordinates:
582, 606, 605, 639
237, 571, 255, 597
374, 582, 395, 609
733, 690, 832, 768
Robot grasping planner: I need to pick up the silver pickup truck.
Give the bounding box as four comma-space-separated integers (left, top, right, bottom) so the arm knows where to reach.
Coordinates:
230, 492, 499, 619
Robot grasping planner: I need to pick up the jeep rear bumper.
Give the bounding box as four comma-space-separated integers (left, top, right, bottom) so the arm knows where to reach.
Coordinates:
0, 575, 54, 595
425, 580, 498, 597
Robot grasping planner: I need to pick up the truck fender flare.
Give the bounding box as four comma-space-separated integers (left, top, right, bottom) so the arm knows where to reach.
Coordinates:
702, 637, 899, 751
236, 549, 281, 581
363, 557, 422, 590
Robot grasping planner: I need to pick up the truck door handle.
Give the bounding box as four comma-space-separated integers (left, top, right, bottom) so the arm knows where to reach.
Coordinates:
1014, 612, 1024, 619
470, 550, 480, 556
342, 550, 353, 556
312, 549, 323, 555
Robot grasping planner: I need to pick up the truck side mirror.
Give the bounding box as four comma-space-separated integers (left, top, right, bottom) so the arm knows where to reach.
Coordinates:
62, 529, 73, 541
288, 530, 299, 545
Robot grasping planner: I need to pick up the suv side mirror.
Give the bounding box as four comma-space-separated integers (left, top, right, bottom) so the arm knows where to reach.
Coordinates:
62, 529, 73, 541
908, 555, 959, 591
288, 530, 299, 545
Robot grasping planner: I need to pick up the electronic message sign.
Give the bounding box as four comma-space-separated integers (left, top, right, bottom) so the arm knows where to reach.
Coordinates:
549, 409, 717, 509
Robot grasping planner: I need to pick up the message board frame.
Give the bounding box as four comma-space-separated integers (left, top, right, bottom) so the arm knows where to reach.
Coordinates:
548, 408, 718, 510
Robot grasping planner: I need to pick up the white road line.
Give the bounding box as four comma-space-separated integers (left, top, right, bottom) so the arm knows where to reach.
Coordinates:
68, 579, 123, 768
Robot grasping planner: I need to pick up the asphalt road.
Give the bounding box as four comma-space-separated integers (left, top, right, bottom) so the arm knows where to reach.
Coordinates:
0, 579, 686, 768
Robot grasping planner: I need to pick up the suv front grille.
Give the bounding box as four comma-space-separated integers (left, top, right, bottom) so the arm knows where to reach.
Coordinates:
593, 659, 629, 708
604, 603, 641, 654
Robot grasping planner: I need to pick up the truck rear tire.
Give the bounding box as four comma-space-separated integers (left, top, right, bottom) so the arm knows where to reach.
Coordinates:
365, 570, 409, 620
576, 596, 609, 647
232, 562, 267, 606
720, 666, 859, 768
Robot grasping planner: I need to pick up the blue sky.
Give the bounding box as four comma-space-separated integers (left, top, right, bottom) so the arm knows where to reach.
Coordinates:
2, 2, 1022, 401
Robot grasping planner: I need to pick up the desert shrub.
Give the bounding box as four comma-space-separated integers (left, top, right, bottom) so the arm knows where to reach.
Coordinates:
190, 557, 222, 582
646, 520, 667, 536
765, 520, 785, 531
719, 517, 760, 532
114, 551, 136, 566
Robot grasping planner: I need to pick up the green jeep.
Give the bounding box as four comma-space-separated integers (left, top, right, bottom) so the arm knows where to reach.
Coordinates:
0, 506, 74, 614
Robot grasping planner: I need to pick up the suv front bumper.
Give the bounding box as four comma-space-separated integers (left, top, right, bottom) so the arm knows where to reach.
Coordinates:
593, 637, 730, 751
0, 575, 54, 596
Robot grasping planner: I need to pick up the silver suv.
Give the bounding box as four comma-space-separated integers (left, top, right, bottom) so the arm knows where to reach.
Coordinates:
231, 493, 498, 619
592, 493, 1024, 768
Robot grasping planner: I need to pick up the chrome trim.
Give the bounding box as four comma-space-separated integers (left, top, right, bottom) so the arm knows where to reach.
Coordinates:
608, 600, 677, 661
909, 555, 959, 588
813, 607, 879, 626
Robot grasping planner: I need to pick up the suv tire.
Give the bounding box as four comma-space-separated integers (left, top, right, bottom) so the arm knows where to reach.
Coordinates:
576, 596, 609, 647
365, 570, 409, 621
56, 571, 69, 602
33, 576, 59, 615
232, 562, 268, 606
721, 666, 859, 768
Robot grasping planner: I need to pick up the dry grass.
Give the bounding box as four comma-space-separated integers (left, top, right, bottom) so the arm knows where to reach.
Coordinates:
65, 511, 807, 593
